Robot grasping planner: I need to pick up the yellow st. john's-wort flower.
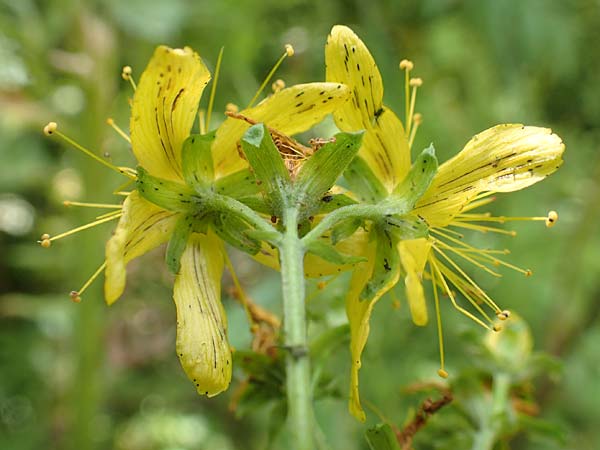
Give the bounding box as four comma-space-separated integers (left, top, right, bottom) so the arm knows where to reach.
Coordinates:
325, 25, 564, 421
42, 44, 351, 397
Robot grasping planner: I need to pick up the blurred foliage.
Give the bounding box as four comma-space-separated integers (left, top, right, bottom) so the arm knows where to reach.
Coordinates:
1, 0, 600, 449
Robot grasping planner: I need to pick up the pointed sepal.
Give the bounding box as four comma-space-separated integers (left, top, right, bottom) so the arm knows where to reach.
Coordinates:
181, 131, 215, 190
136, 166, 196, 212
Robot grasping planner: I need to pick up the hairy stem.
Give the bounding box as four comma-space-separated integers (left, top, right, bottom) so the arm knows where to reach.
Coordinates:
279, 206, 313, 450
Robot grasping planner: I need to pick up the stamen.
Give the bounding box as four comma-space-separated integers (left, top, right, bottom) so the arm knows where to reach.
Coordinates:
431, 267, 447, 378
63, 200, 122, 209
546, 210, 558, 227
399, 59, 414, 129
430, 257, 492, 331
496, 310, 511, 320
449, 220, 517, 236
121, 66, 137, 91
432, 245, 502, 313
198, 110, 206, 135
493, 324, 502, 332
247, 44, 294, 108
112, 178, 136, 196
43, 122, 135, 180
272, 79, 285, 93
462, 195, 497, 213
106, 118, 131, 143
432, 238, 502, 277
205, 47, 224, 133
40, 213, 122, 245
71, 260, 107, 302
94, 209, 125, 220
408, 112, 422, 149
406, 78, 423, 136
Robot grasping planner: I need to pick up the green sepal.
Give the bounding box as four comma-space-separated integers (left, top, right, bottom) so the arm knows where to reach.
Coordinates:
236, 196, 272, 215
331, 218, 363, 245
305, 240, 367, 266
215, 168, 260, 199
343, 156, 388, 203
384, 214, 429, 241
165, 215, 192, 274
317, 193, 357, 214
294, 131, 364, 209
240, 123, 292, 213
213, 213, 261, 255
360, 229, 400, 301
181, 131, 215, 190
388, 144, 438, 212
365, 423, 402, 450
136, 166, 197, 213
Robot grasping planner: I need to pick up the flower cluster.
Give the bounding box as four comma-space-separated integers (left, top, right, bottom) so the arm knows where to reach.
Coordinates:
41, 25, 564, 423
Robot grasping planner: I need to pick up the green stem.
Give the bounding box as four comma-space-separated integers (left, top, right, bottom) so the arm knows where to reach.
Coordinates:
279, 206, 313, 450
471, 372, 511, 450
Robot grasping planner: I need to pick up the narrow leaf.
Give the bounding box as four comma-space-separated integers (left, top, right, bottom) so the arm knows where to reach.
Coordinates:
385, 214, 429, 241
343, 156, 388, 203
181, 131, 216, 190
306, 240, 367, 265
136, 166, 197, 212
295, 131, 364, 205
331, 218, 363, 245
360, 229, 400, 301
240, 123, 291, 213
215, 168, 261, 198
166, 215, 193, 273
213, 213, 261, 255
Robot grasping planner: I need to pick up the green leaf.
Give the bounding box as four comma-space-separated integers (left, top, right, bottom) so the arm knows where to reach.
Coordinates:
294, 131, 364, 208
343, 156, 388, 203
385, 214, 429, 241
305, 240, 367, 265
165, 215, 192, 273
360, 229, 400, 301
215, 168, 261, 198
388, 144, 438, 212
213, 213, 261, 255
181, 131, 215, 190
365, 423, 401, 450
331, 218, 363, 245
136, 166, 197, 212
240, 123, 292, 213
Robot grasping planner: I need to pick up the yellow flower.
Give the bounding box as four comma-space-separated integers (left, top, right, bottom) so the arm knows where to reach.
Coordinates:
325, 25, 564, 421
42, 44, 353, 397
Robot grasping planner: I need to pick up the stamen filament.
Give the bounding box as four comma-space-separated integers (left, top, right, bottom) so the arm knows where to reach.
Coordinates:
432, 244, 502, 313
44, 213, 122, 243
63, 200, 122, 209
408, 113, 422, 149
72, 261, 107, 301
198, 110, 206, 135
122, 66, 137, 91
432, 239, 502, 277
47, 126, 135, 180
247, 45, 294, 108
95, 210, 124, 220
406, 78, 422, 136
106, 118, 131, 143
430, 257, 492, 330
431, 268, 447, 378
449, 221, 517, 236
205, 47, 224, 133
399, 59, 413, 130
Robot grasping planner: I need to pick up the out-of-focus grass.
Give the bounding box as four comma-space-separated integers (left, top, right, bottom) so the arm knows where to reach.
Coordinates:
1, 1, 599, 449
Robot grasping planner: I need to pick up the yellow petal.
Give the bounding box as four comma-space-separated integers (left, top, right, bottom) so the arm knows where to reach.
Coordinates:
415, 124, 565, 227
174, 232, 232, 397
399, 239, 432, 326
325, 25, 410, 192
131, 46, 211, 181
104, 191, 178, 304
213, 82, 351, 177
346, 238, 400, 422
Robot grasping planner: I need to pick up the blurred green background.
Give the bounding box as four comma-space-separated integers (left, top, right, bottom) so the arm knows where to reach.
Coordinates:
1, 0, 599, 449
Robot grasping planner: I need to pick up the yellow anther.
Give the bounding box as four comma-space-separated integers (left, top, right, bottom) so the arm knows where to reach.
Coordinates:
43, 122, 57, 136
399, 59, 414, 71
392, 299, 401, 309
121, 65, 132, 80
409, 77, 423, 87
40, 238, 51, 248
496, 310, 511, 320
317, 281, 326, 290
525, 269, 533, 277
41, 233, 50, 240
70, 291, 82, 303
437, 369, 449, 378
106, 118, 114, 125
272, 79, 286, 93
493, 324, 502, 332
285, 44, 295, 57
510, 230, 517, 237
412, 113, 423, 125
545, 210, 558, 227
225, 103, 239, 114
